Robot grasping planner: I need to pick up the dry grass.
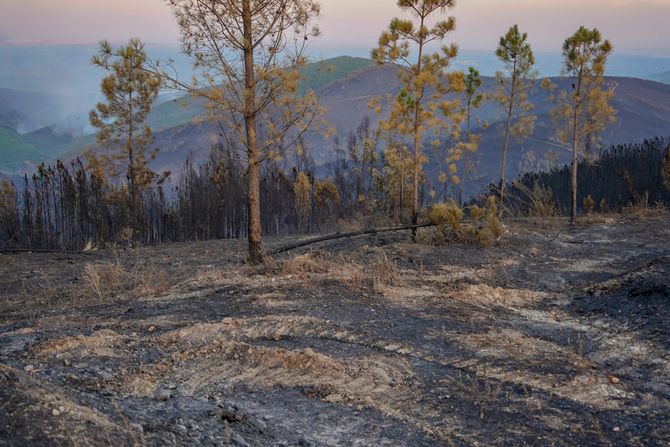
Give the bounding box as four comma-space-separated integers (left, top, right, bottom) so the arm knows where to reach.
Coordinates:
445, 284, 547, 308
279, 251, 398, 294
82, 254, 171, 300
281, 253, 328, 276
622, 198, 667, 219
82, 261, 127, 300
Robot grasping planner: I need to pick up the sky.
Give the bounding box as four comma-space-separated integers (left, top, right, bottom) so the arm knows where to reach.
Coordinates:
1, 0, 669, 55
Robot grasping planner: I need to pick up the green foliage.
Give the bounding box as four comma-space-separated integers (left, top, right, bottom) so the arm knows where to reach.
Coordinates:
0, 127, 44, 170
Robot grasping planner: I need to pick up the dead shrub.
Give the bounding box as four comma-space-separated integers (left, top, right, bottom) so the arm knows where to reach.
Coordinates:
366, 253, 398, 294
426, 197, 502, 247
82, 261, 127, 300
621, 192, 668, 219
133, 265, 170, 297
506, 182, 559, 218
583, 195, 595, 215
282, 253, 328, 276
82, 255, 170, 300
328, 259, 366, 290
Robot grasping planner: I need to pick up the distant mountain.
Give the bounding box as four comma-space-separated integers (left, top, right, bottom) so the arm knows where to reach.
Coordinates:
142, 68, 670, 198
0, 56, 374, 173
3, 57, 670, 199
144, 56, 374, 132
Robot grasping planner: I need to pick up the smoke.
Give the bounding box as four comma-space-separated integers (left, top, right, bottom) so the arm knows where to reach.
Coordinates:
0, 43, 191, 136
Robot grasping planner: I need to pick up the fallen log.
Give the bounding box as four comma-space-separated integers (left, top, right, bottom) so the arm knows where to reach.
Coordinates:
268, 223, 434, 256
0, 248, 92, 255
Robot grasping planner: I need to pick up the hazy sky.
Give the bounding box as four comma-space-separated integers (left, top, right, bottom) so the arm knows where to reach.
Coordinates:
1, 0, 668, 55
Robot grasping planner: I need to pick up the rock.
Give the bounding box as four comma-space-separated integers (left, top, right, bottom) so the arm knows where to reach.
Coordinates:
222, 317, 234, 325
148, 325, 157, 333
232, 432, 250, 447
51, 409, 61, 416
98, 370, 113, 380
219, 407, 246, 423
608, 374, 621, 384
613, 427, 621, 432
156, 389, 172, 401
24, 364, 35, 372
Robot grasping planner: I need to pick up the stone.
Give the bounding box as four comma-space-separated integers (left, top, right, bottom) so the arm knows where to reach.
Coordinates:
231, 432, 250, 447
156, 389, 171, 401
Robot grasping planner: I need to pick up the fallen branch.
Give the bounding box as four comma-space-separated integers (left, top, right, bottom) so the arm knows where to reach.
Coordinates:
268, 223, 434, 256
0, 248, 91, 255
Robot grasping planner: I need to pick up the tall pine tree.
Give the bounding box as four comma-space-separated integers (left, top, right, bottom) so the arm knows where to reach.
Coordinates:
372, 0, 463, 239
549, 27, 617, 223
495, 25, 537, 213
89, 39, 163, 236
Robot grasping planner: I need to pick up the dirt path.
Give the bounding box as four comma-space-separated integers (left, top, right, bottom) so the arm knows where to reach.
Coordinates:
1, 214, 669, 446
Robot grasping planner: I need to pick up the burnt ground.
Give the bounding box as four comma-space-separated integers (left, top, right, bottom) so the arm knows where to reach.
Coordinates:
0, 212, 669, 446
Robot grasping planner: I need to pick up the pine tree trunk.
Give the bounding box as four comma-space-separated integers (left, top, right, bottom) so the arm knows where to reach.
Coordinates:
571, 73, 583, 224
499, 61, 517, 216
242, 0, 263, 264
411, 18, 426, 242
400, 138, 405, 223
412, 117, 420, 240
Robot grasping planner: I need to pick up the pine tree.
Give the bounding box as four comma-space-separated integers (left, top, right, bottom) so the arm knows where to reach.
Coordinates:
548, 26, 617, 223
495, 25, 537, 213
372, 89, 414, 221
372, 0, 463, 239
89, 39, 163, 236
458, 67, 485, 204
160, 0, 322, 264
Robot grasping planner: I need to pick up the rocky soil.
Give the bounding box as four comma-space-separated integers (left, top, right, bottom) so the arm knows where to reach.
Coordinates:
1, 213, 669, 446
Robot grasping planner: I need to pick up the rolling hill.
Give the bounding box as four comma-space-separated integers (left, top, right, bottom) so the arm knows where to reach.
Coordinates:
0, 56, 375, 173
141, 67, 670, 198
2, 56, 670, 199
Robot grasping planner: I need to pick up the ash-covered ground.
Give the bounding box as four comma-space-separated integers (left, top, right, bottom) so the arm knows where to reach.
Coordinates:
1, 213, 669, 446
